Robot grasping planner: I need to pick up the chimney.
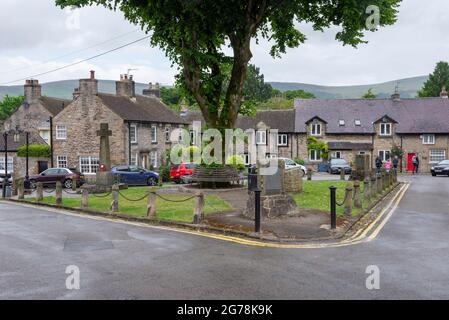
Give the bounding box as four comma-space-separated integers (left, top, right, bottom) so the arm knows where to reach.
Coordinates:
116, 74, 136, 97
391, 91, 400, 101
440, 86, 448, 99
73, 88, 80, 100
24, 79, 41, 103
179, 98, 189, 117
143, 82, 161, 98
79, 70, 98, 96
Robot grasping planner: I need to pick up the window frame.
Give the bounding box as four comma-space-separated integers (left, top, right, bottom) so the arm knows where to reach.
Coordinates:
277, 134, 288, 146
130, 124, 138, 144
0, 157, 13, 171
429, 149, 446, 163
331, 151, 342, 159
55, 125, 67, 140
256, 130, 267, 145
151, 124, 157, 143
310, 123, 322, 136
150, 150, 158, 168
57, 155, 68, 168
39, 129, 50, 145
79, 156, 99, 175
309, 149, 322, 162
378, 150, 391, 162
422, 134, 435, 145
165, 126, 171, 143
379, 123, 392, 136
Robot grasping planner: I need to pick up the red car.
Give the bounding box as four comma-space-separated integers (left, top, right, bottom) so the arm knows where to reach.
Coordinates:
29, 168, 85, 189
170, 163, 197, 184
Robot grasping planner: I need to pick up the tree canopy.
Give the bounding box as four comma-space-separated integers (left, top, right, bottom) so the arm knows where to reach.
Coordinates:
362, 88, 377, 99
56, 0, 400, 129
418, 61, 449, 97
0, 95, 24, 121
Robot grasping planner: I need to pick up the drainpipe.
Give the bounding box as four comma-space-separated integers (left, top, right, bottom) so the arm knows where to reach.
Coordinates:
400, 135, 403, 173
128, 122, 132, 165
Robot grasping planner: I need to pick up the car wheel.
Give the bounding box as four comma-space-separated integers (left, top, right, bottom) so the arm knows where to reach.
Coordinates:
29, 180, 37, 189
64, 179, 73, 189
147, 177, 158, 186
432, 173, 437, 177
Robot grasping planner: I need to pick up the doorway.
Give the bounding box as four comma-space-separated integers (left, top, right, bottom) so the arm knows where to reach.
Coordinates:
407, 153, 416, 172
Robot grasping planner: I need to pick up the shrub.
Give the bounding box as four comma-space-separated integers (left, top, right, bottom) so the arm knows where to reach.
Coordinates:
294, 158, 305, 165
226, 154, 246, 171
17, 144, 51, 157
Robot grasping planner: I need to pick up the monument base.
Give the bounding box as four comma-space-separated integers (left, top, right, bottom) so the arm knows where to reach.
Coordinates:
244, 192, 297, 219
96, 171, 114, 187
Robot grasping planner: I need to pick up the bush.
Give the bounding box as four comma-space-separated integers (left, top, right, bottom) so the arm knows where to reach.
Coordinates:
294, 158, 305, 165
158, 164, 171, 182
17, 144, 51, 157
226, 155, 246, 171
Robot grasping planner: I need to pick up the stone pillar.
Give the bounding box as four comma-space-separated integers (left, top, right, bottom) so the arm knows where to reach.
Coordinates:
72, 177, 77, 191
111, 184, 119, 213
370, 176, 377, 199
193, 191, 205, 224
382, 170, 387, 191
353, 180, 362, 209
147, 187, 157, 218
340, 169, 346, 181
81, 189, 89, 209
18, 179, 25, 200
344, 184, 353, 216
55, 181, 63, 206
364, 178, 371, 206
36, 182, 43, 202
376, 174, 382, 194
307, 168, 313, 181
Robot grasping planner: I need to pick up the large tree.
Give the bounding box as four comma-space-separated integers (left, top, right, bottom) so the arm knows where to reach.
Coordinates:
56, 0, 400, 130
418, 61, 449, 97
0, 95, 24, 121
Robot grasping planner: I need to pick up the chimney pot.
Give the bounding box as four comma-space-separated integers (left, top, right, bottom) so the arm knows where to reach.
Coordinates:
90, 70, 95, 79
440, 86, 448, 99
24, 79, 41, 103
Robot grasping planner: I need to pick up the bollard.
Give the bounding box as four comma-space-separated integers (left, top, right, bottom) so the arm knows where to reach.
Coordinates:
18, 179, 25, 200
377, 173, 382, 194
382, 170, 388, 191
36, 182, 43, 202
72, 177, 77, 191
81, 189, 89, 209
55, 181, 63, 206
364, 178, 371, 206
370, 175, 377, 199
307, 168, 313, 181
344, 183, 353, 216
111, 184, 119, 213
329, 186, 337, 229
193, 191, 205, 224
147, 187, 157, 218
353, 180, 362, 209
340, 169, 346, 181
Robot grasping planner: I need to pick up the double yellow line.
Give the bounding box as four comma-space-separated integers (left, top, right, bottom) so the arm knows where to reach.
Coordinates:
2, 183, 409, 249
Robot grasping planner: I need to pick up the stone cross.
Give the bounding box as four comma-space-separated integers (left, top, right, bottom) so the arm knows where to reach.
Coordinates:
97, 123, 112, 171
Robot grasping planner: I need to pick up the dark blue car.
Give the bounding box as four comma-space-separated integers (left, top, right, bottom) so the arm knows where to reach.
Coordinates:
111, 165, 159, 186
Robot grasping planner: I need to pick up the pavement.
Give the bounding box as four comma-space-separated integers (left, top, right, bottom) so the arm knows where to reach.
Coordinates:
1, 175, 449, 299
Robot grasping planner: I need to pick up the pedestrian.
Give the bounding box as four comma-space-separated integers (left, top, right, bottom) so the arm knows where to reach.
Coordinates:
412, 155, 419, 174
385, 158, 392, 173
375, 156, 382, 174
392, 156, 399, 173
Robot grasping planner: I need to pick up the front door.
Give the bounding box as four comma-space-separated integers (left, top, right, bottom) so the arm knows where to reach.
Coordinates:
407, 153, 416, 172
38, 161, 48, 174
141, 154, 149, 169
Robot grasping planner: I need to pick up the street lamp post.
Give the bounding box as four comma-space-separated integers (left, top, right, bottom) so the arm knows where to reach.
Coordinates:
49, 117, 54, 168
2, 132, 8, 198
25, 132, 30, 189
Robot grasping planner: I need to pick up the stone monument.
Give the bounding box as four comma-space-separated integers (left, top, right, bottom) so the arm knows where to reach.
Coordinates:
351, 154, 371, 181
244, 159, 297, 219
96, 123, 114, 187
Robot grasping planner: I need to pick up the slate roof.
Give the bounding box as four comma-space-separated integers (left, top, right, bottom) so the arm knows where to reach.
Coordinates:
327, 142, 373, 151
0, 132, 47, 152
39, 97, 70, 116
181, 109, 296, 132
98, 93, 187, 124
295, 98, 449, 134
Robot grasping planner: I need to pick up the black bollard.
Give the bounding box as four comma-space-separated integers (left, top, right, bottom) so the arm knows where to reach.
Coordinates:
330, 186, 337, 229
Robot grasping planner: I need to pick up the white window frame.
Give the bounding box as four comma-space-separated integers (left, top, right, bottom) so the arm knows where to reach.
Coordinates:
430, 149, 446, 163
331, 151, 342, 159
422, 134, 435, 145
79, 156, 99, 175
150, 151, 158, 168
355, 119, 361, 126
309, 149, 322, 162
56, 125, 67, 140
165, 126, 171, 143
0, 157, 13, 171
339, 120, 345, 126
57, 155, 68, 168
256, 130, 267, 145
380, 123, 392, 136
310, 123, 322, 136
130, 124, 138, 144
243, 153, 250, 166
379, 150, 391, 162
39, 129, 50, 145
278, 134, 288, 146
130, 153, 138, 166
151, 125, 157, 143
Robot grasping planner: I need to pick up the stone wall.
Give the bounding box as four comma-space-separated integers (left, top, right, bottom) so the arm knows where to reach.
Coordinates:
284, 167, 303, 193
12, 156, 50, 180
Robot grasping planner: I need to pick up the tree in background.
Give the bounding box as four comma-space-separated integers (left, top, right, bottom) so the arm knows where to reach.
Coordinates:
283, 90, 315, 100
0, 95, 24, 121
257, 90, 315, 110
362, 88, 377, 99
418, 61, 449, 97
56, 0, 400, 130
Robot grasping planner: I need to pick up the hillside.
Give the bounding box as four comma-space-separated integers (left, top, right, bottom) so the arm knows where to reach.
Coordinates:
0, 75, 428, 100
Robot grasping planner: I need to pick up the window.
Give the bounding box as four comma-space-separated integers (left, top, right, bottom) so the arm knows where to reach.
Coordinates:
130, 153, 138, 166
379, 150, 391, 162
309, 149, 322, 161
57, 156, 68, 168
278, 134, 288, 146
56, 125, 67, 140
0, 157, 13, 171
165, 126, 171, 143
423, 134, 435, 145
310, 123, 322, 136
358, 151, 367, 155
39, 129, 50, 144
331, 151, 342, 159
380, 123, 392, 136
266, 153, 278, 159
430, 149, 446, 163
243, 154, 250, 166
150, 151, 158, 168
190, 130, 197, 145
151, 125, 157, 143
339, 120, 345, 126
130, 124, 137, 143
256, 130, 267, 145
79, 156, 99, 174
355, 119, 361, 126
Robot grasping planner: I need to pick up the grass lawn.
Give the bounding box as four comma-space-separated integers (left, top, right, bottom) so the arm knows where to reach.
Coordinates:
292, 180, 368, 216
27, 187, 232, 223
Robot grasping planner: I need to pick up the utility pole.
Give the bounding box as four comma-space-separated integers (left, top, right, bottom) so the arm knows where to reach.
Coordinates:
2, 132, 8, 198
49, 117, 54, 168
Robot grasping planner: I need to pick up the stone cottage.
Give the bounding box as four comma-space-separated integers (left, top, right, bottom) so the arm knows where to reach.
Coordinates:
52, 72, 187, 176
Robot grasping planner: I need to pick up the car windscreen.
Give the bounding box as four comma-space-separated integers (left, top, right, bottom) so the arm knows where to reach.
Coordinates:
331, 159, 348, 165
438, 160, 449, 165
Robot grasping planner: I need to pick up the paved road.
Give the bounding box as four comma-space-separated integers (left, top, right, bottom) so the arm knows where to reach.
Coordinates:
1, 175, 449, 299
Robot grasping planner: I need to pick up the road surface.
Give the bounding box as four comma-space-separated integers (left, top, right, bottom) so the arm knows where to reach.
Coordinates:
1, 175, 448, 299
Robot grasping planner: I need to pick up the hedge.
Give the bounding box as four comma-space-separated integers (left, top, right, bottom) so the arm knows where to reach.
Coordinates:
17, 144, 51, 157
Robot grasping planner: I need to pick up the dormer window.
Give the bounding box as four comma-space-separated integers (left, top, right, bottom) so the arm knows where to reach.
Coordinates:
339, 120, 345, 126
355, 119, 361, 126
423, 134, 435, 145
380, 123, 392, 136
310, 123, 322, 136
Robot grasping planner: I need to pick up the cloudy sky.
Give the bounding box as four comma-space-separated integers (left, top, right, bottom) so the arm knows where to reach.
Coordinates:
1, 0, 447, 86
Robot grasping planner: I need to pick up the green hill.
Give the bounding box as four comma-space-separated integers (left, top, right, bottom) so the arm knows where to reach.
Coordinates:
0, 75, 428, 100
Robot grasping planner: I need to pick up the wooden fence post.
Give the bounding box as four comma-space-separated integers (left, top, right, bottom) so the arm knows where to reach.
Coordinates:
111, 184, 119, 213
55, 181, 63, 206
81, 189, 89, 209
36, 182, 43, 202
193, 191, 205, 224
147, 187, 157, 218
